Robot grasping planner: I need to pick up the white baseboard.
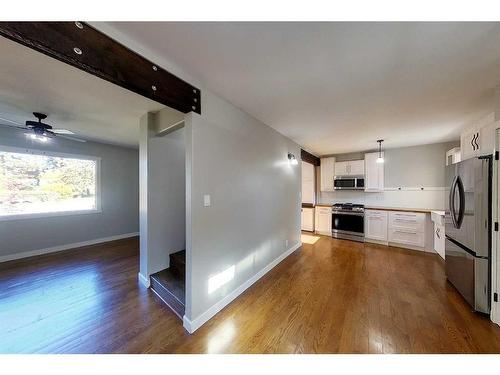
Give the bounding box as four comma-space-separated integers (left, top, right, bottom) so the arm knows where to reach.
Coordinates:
183, 241, 302, 334
0, 232, 139, 263
365, 238, 389, 246
138, 272, 150, 288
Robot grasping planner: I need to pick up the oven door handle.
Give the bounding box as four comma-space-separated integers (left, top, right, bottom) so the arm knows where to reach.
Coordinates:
332, 211, 364, 216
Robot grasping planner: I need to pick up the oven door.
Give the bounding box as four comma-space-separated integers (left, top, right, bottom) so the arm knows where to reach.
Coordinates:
334, 178, 356, 189
332, 211, 364, 237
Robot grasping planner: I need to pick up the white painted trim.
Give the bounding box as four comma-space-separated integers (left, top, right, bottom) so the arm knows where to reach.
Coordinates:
183, 241, 302, 334
383, 186, 446, 191
0, 232, 139, 263
138, 272, 150, 288
365, 238, 389, 246
491, 129, 500, 326
0, 208, 102, 222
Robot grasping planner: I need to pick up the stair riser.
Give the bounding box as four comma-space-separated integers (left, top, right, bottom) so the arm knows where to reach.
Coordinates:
170, 264, 185, 279
169, 250, 186, 280
150, 278, 185, 319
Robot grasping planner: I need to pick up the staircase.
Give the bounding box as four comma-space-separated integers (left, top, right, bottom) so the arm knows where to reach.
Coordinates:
150, 250, 185, 319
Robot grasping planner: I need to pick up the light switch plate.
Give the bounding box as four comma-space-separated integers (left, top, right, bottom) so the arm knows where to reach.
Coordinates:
204, 194, 211, 207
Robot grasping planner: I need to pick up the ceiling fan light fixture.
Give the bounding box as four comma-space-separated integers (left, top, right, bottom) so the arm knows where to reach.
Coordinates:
26, 132, 49, 142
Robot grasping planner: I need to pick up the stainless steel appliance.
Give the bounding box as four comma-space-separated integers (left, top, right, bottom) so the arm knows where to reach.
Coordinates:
333, 176, 365, 190
332, 203, 365, 242
445, 156, 492, 314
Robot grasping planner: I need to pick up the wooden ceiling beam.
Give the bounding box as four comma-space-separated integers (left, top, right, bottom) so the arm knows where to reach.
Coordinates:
0, 22, 201, 114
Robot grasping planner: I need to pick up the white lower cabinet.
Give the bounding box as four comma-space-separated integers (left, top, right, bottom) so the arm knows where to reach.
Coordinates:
365, 209, 427, 250
388, 227, 425, 248
388, 211, 426, 250
301, 207, 314, 232
315, 206, 332, 235
365, 210, 388, 242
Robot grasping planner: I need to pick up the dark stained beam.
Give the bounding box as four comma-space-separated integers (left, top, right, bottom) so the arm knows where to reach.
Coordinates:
0, 22, 201, 114
301, 149, 320, 166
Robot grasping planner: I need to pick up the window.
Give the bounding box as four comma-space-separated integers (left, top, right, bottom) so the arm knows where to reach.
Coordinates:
0, 146, 100, 220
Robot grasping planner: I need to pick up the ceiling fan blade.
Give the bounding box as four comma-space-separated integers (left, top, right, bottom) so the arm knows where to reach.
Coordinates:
52, 129, 75, 135
0, 121, 27, 131
57, 134, 87, 143
0, 116, 23, 126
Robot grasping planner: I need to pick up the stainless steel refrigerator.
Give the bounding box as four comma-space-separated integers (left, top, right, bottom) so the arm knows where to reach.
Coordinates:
445, 156, 492, 314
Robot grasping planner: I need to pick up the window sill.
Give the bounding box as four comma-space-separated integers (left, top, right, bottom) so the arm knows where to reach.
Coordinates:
0, 209, 102, 222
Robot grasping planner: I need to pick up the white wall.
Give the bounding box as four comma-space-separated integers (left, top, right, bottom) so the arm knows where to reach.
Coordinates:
139, 110, 186, 280
184, 91, 301, 332
92, 22, 302, 332
0, 126, 139, 260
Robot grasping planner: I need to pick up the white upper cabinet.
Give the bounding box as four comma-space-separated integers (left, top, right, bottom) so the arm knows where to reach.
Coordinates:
320, 157, 335, 192
334, 160, 365, 176
349, 160, 365, 175
334, 161, 349, 175
301, 161, 315, 204
364, 152, 384, 191
460, 114, 499, 160
461, 126, 479, 161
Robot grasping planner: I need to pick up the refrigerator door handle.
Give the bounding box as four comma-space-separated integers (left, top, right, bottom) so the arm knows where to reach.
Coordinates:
449, 176, 458, 228
456, 175, 465, 228
449, 175, 465, 229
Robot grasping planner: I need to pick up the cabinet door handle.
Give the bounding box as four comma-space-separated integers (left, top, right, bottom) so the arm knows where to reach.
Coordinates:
470, 133, 478, 151
394, 218, 417, 223
395, 229, 417, 234
474, 132, 479, 150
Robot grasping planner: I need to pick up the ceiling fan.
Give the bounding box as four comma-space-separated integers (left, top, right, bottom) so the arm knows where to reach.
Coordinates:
0, 112, 86, 143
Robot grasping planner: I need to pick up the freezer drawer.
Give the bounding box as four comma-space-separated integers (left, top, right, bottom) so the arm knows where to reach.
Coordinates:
445, 237, 489, 313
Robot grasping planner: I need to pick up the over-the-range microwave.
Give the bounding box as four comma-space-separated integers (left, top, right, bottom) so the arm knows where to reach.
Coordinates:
333, 175, 365, 190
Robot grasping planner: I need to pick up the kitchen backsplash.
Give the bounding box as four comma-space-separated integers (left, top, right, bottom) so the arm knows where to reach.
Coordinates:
319, 189, 446, 209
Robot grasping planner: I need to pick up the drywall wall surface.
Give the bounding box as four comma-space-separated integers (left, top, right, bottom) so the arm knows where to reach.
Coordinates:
185, 91, 301, 324
384, 142, 458, 187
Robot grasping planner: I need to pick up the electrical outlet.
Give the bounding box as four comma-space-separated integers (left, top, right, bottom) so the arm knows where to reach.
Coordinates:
285, 239, 289, 247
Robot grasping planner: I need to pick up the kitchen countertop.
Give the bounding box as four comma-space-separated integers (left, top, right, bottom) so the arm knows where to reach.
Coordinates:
365, 206, 439, 213
431, 210, 445, 216
314, 203, 439, 213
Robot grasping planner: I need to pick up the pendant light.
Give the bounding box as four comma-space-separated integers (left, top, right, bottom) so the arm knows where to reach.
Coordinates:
376, 139, 385, 164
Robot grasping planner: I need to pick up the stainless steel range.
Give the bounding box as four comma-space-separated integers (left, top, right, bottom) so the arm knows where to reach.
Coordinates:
331, 203, 365, 242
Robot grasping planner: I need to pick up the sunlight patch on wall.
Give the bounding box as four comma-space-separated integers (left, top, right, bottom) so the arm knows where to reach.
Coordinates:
301, 233, 320, 244
208, 265, 235, 294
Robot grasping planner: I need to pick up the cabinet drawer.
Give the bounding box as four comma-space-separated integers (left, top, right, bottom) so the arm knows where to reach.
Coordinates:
389, 212, 425, 232
366, 209, 387, 217
388, 227, 425, 248
317, 207, 332, 214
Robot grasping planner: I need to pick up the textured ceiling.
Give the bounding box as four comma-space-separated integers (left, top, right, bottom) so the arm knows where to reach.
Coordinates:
101, 22, 500, 155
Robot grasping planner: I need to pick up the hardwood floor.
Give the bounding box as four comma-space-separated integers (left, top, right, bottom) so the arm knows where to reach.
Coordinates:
1, 234, 500, 353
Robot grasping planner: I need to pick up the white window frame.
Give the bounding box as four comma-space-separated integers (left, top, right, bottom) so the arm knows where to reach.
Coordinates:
0, 145, 102, 221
